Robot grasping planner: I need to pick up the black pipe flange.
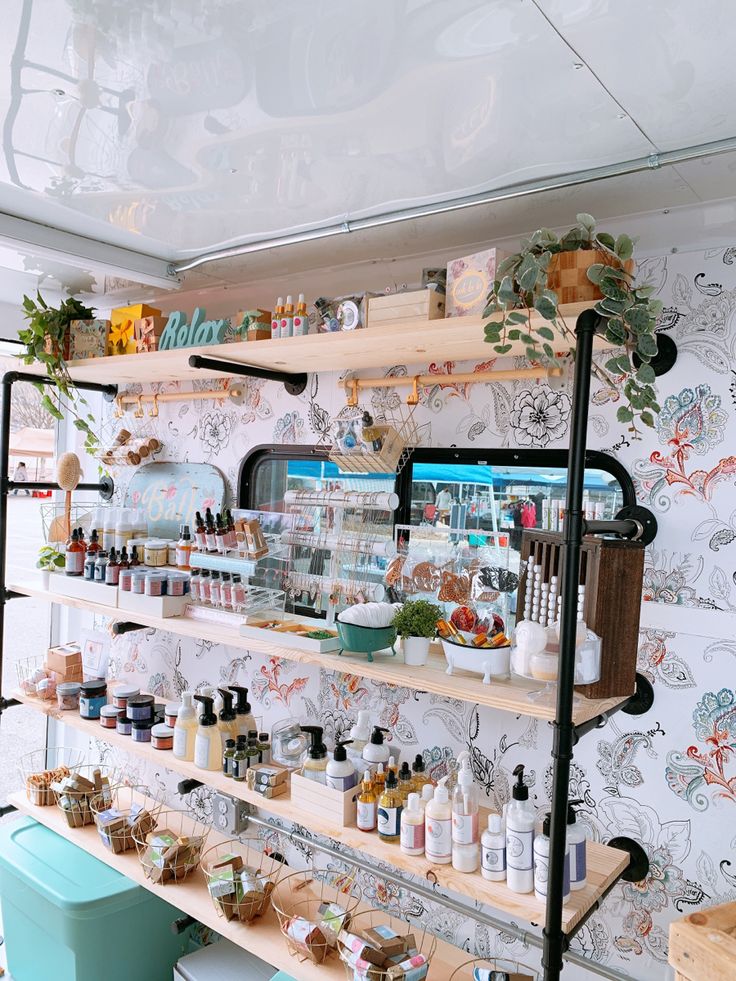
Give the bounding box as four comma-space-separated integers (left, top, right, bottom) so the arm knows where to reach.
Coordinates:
608, 836, 650, 882
177, 778, 203, 795
98, 475, 115, 501
622, 672, 655, 716
632, 332, 677, 377
614, 504, 658, 546
111, 621, 145, 636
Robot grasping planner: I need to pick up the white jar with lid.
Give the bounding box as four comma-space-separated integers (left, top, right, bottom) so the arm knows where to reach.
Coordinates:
144, 539, 168, 566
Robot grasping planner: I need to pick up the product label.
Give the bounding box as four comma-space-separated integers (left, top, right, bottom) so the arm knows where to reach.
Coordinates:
425, 815, 452, 860
175, 546, 189, 567
452, 812, 479, 845
326, 772, 357, 792
65, 551, 83, 575
194, 736, 213, 770
506, 828, 534, 871
173, 727, 188, 758
377, 804, 402, 837
534, 849, 549, 897
571, 839, 586, 885
271, 317, 279, 338
481, 843, 506, 873
293, 315, 306, 336
401, 819, 425, 851
357, 800, 376, 830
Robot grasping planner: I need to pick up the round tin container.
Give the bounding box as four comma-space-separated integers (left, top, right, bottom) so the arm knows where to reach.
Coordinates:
112, 683, 140, 711
132, 720, 153, 743
144, 539, 168, 567
151, 723, 175, 750
131, 570, 147, 594
100, 704, 120, 730
166, 572, 188, 596
164, 702, 180, 728
118, 568, 133, 592
127, 694, 155, 722
116, 715, 132, 736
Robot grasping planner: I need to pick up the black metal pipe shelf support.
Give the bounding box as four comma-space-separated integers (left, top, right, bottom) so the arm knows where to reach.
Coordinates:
188, 354, 308, 396
0, 369, 118, 729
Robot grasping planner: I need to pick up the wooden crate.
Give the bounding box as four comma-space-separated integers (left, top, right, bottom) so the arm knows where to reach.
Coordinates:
329, 425, 406, 474
367, 289, 445, 326
290, 770, 358, 828
670, 901, 736, 981
547, 250, 634, 305
516, 531, 645, 699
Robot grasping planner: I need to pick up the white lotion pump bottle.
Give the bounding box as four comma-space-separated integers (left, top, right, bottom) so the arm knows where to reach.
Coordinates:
173, 690, 197, 761
452, 751, 479, 872
567, 800, 587, 890
193, 694, 221, 771
326, 740, 358, 791
362, 725, 390, 772
533, 812, 570, 902
350, 711, 372, 755
505, 763, 535, 893
424, 776, 452, 865
481, 812, 506, 881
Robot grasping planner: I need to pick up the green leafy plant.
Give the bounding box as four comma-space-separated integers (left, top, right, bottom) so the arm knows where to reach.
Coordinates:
18, 293, 100, 454
392, 599, 442, 639
36, 542, 65, 571
483, 213, 662, 435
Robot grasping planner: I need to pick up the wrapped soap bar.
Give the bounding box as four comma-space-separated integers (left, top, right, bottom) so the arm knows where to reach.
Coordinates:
318, 900, 349, 943
285, 916, 329, 963
248, 764, 288, 787
359, 926, 410, 957
339, 929, 389, 966
386, 952, 429, 981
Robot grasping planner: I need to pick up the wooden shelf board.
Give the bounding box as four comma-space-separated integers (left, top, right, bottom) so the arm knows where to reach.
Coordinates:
12, 689, 628, 934
6, 790, 470, 980
2, 302, 611, 384
9, 578, 629, 727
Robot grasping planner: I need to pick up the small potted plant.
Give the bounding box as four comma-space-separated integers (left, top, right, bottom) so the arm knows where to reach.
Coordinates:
392, 599, 442, 667
37, 542, 65, 588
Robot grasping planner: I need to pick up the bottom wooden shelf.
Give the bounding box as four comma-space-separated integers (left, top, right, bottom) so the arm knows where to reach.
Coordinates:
7, 791, 472, 980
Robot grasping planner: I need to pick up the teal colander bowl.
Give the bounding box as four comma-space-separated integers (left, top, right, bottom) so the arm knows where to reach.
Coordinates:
336, 619, 397, 662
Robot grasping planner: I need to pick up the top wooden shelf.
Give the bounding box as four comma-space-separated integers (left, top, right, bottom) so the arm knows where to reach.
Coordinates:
4, 302, 611, 385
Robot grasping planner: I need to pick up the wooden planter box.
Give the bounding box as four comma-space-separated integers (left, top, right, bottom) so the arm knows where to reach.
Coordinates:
547, 249, 634, 304
290, 770, 359, 828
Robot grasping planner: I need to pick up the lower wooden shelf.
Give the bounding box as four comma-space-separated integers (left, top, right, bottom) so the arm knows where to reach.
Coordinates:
7, 790, 470, 980
13, 690, 629, 934
8, 578, 629, 727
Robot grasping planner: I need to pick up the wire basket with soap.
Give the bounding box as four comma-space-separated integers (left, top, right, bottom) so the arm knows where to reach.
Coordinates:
202, 837, 287, 923
271, 868, 361, 965
19, 747, 86, 806
133, 808, 209, 885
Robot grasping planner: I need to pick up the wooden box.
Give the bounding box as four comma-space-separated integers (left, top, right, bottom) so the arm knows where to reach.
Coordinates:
367, 289, 444, 327
547, 250, 634, 304
109, 304, 161, 355
670, 901, 736, 981
69, 319, 110, 361
290, 770, 359, 828
134, 316, 168, 353
446, 248, 507, 318
516, 531, 645, 699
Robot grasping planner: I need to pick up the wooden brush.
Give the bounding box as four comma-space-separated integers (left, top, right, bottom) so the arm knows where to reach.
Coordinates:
48, 452, 82, 543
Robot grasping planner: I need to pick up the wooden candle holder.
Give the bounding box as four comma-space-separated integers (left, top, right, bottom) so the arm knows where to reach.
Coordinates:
516, 530, 645, 699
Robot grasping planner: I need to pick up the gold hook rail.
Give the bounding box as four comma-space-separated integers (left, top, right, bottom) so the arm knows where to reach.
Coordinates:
340, 365, 563, 403
114, 386, 244, 415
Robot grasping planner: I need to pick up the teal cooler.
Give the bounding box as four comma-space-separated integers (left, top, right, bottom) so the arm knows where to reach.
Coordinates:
0, 817, 186, 981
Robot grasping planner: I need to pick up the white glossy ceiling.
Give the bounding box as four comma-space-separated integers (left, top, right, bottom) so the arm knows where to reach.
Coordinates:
0, 0, 735, 271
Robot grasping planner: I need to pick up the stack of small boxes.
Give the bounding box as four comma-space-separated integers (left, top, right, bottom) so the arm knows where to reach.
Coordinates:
245, 764, 288, 800
141, 829, 204, 884
94, 800, 157, 854
234, 517, 269, 558
46, 643, 83, 684
50, 768, 111, 828
285, 900, 351, 964
206, 854, 275, 922
338, 925, 429, 981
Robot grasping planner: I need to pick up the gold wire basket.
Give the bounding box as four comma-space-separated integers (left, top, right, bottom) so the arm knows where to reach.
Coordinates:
91, 785, 163, 855
51, 763, 119, 829
133, 808, 210, 885
15, 654, 56, 700
39, 500, 102, 545
337, 909, 437, 981
201, 837, 287, 923
324, 402, 421, 476
271, 868, 362, 965
19, 747, 86, 807
449, 957, 540, 980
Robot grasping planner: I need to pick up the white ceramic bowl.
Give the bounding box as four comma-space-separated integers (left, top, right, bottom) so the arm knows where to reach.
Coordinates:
441, 638, 510, 683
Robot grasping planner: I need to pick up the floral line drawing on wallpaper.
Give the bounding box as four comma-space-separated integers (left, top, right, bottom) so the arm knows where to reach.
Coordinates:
509, 384, 571, 448
200, 410, 233, 453
632, 384, 735, 512
598, 796, 704, 961
637, 629, 696, 689
642, 550, 702, 606
596, 722, 665, 798
666, 273, 736, 375
250, 656, 308, 709
666, 688, 736, 811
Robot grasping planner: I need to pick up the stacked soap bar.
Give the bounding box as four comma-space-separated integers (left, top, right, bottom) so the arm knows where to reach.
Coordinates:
47, 643, 83, 682
284, 900, 351, 964
50, 769, 111, 828
94, 801, 156, 854
245, 764, 288, 799
206, 853, 274, 922
339, 925, 428, 981
144, 830, 203, 883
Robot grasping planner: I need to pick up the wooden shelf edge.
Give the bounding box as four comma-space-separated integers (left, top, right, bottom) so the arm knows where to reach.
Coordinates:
13, 690, 628, 934
8, 579, 628, 727
6, 791, 469, 980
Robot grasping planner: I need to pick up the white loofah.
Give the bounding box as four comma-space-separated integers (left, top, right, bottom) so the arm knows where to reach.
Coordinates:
338, 602, 402, 628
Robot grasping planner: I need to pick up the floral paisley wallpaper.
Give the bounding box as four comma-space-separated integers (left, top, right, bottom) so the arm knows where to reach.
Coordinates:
78, 246, 736, 981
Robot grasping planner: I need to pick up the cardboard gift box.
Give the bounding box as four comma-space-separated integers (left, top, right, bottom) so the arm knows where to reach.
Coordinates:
226, 309, 271, 342
109, 303, 161, 355
134, 315, 168, 353
46, 642, 82, 677
446, 248, 507, 318
69, 320, 110, 361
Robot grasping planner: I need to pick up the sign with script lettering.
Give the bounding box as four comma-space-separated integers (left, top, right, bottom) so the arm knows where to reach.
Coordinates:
158, 308, 230, 350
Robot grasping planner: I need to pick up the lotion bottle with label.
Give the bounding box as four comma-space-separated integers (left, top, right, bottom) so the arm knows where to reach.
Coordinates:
400, 792, 425, 856
173, 690, 197, 762
326, 740, 357, 791
193, 694, 221, 771
506, 764, 535, 893
567, 800, 587, 890
481, 812, 506, 881
300, 725, 328, 783
362, 725, 390, 772
293, 293, 308, 336
217, 688, 239, 748
377, 768, 403, 842
424, 776, 452, 864
533, 812, 570, 902
228, 685, 256, 739
452, 751, 480, 872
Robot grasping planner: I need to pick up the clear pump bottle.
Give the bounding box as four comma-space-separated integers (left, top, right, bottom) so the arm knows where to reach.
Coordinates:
228, 685, 256, 739
173, 691, 197, 761
300, 726, 328, 783
217, 688, 239, 749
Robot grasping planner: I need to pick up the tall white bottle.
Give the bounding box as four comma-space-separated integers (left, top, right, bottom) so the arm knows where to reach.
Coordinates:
567, 800, 587, 890
505, 764, 535, 893
173, 691, 197, 762
452, 751, 479, 872
424, 776, 452, 865
481, 813, 506, 881
362, 725, 390, 773
533, 812, 570, 902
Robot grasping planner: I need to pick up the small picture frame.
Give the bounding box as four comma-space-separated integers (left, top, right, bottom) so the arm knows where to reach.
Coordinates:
79, 629, 110, 680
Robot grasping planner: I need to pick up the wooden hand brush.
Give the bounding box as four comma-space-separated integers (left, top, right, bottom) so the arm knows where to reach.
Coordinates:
48, 452, 83, 543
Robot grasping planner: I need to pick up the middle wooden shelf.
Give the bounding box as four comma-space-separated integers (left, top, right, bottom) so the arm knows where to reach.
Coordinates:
14, 688, 629, 935
9, 578, 629, 726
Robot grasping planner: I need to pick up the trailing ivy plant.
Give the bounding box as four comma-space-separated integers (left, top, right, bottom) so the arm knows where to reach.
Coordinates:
18, 293, 100, 454
483, 213, 663, 435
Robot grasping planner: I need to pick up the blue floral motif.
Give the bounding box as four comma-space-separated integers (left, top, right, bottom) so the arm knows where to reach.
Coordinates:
656, 384, 727, 455
666, 688, 736, 811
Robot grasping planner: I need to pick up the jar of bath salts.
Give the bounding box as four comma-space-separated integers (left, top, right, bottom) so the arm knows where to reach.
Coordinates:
131, 570, 147, 594
119, 567, 134, 592
79, 679, 107, 720
112, 683, 139, 711
145, 572, 166, 596
132, 720, 153, 743
144, 539, 168, 567
167, 543, 177, 566
100, 704, 120, 730
166, 571, 188, 597
164, 702, 180, 728
56, 681, 81, 711
151, 722, 175, 750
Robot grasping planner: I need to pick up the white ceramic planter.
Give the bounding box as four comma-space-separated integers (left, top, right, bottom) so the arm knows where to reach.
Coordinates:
40, 569, 50, 590
403, 636, 431, 666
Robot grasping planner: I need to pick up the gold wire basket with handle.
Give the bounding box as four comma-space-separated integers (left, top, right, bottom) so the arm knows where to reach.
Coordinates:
201, 835, 288, 923
337, 909, 437, 981
132, 807, 210, 885
19, 747, 86, 807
